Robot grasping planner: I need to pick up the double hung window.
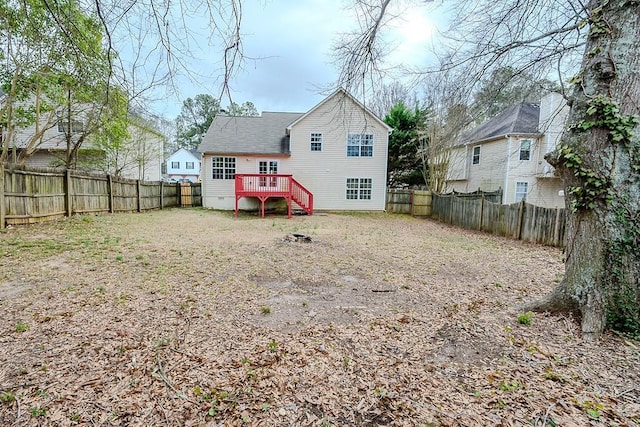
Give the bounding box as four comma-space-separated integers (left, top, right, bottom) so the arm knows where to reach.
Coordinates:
346, 178, 372, 200
212, 157, 236, 180
347, 134, 373, 157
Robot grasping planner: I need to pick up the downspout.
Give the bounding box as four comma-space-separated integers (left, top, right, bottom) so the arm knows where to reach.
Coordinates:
504, 136, 512, 204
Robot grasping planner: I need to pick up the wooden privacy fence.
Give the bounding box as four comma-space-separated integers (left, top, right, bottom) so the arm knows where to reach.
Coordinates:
0, 164, 202, 228
431, 192, 566, 247
386, 189, 432, 216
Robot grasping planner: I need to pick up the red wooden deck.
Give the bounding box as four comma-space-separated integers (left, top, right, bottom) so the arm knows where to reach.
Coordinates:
234, 174, 313, 218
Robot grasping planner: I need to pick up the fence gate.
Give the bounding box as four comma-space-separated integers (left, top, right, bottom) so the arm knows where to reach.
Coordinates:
180, 183, 192, 207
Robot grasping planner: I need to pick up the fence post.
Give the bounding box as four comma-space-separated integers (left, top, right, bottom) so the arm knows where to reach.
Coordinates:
410, 189, 414, 216
479, 195, 484, 231
160, 181, 164, 210
0, 164, 5, 229
448, 195, 454, 224
176, 182, 181, 207
107, 175, 114, 213
554, 208, 562, 246
516, 199, 525, 240
136, 180, 142, 212
65, 169, 72, 218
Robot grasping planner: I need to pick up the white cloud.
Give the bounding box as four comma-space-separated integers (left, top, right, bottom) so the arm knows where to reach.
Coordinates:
151, 1, 445, 118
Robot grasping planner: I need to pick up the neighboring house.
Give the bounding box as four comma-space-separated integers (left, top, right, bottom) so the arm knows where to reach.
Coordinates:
446, 92, 569, 208
198, 88, 392, 215
5, 101, 163, 181
108, 118, 165, 182
165, 148, 201, 182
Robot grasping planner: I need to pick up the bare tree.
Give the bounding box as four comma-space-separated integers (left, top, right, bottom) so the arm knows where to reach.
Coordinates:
97, 0, 245, 108
335, 0, 640, 340
370, 81, 416, 118
420, 71, 473, 193
2, 0, 245, 166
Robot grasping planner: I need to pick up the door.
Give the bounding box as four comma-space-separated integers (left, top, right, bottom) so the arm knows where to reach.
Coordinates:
258, 160, 278, 187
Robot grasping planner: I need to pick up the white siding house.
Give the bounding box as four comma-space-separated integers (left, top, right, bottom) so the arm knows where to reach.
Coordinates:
198, 89, 392, 213
4, 99, 164, 181
166, 148, 201, 182
446, 93, 569, 208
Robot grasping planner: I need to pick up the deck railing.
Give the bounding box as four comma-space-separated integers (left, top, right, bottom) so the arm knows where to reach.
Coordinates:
234, 174, 313, 217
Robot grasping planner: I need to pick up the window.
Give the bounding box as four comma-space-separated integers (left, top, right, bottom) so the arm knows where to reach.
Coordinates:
186, 161, 195, 169
519, 139, 532, 161
212, 156, 236, 180
472, 146, 481, 165
258, 160, 278, 186
515, 182, 528, 202
171, 161, 180, 169
347, 134, 374, 157
346, 178, 372, 200
310, 133, 323, 151
57, 119, 84, 133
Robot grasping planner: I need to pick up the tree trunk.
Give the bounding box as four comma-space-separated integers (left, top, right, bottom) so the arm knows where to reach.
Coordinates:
524, 0, 640, 340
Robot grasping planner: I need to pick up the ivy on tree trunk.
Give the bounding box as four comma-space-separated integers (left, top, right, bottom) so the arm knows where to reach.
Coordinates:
526, 0, 640, 340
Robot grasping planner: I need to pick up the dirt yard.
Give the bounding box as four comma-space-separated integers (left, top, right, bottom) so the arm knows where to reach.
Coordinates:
0, 209, 638, 426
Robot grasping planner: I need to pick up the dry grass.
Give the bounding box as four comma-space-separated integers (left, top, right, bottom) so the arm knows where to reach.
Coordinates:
0, 208, 638, 426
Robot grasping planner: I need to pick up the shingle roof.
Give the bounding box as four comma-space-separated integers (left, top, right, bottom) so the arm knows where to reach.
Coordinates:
198, 112, 304, 155
461, 103, 540, 145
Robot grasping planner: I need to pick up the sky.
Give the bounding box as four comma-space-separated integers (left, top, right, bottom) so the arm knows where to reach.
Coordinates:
150, 1, 445, 119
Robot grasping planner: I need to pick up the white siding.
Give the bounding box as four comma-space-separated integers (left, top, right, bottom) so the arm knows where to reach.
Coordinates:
445, 94, 569, 208
446, 145, 469, 182
537, 92, 569, 176
166, 148, 201, 182
8, 98, 164, 181
448, 136, 565, 208
448, 138, 508, 195
287, 93, 389, 211
200, 91, 390, 212
119, 128, 164, 181
526, 179, 565, 208
201, 153, 291, 210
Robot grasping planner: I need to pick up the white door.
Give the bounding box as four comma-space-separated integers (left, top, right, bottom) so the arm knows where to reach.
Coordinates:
258, 160, 278, 187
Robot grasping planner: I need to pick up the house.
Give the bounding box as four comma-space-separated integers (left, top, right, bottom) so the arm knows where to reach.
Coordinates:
446, 92, 569, 208
198, 88, 392, 216
4, 100, 164, 181
165, 148, 201, 182
112, 118, 165, 181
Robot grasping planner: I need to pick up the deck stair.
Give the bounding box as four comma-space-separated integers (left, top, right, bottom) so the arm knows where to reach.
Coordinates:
234, 174, 313, 218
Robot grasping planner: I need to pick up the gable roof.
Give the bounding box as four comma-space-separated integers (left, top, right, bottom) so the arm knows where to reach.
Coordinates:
286, 88, 393, 133
168, 147, 200, 161
461, 103, 541, 145
198, 112, 303, 155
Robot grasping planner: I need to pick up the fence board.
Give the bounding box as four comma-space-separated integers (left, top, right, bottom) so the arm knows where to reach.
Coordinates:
3, 166, 66, 225
386, 189, 412, 214
1, 164, 202, 228
71, 173, 109, 214
180, 183, 193, 207
412, 190, 431, 216
386, 189, 432, 216
431, 191, 566, 247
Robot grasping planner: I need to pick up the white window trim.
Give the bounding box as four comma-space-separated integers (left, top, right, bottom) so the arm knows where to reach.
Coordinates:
212, 156, 236, 180
310, 132, 323, 152
472, 145, 481, 165
256, 159, 279, 174
519, 139, 532, 161
257, 160, 279, 188
345, 177, 373, 200
347, 133, 374, 157
515, 181, 528, 202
